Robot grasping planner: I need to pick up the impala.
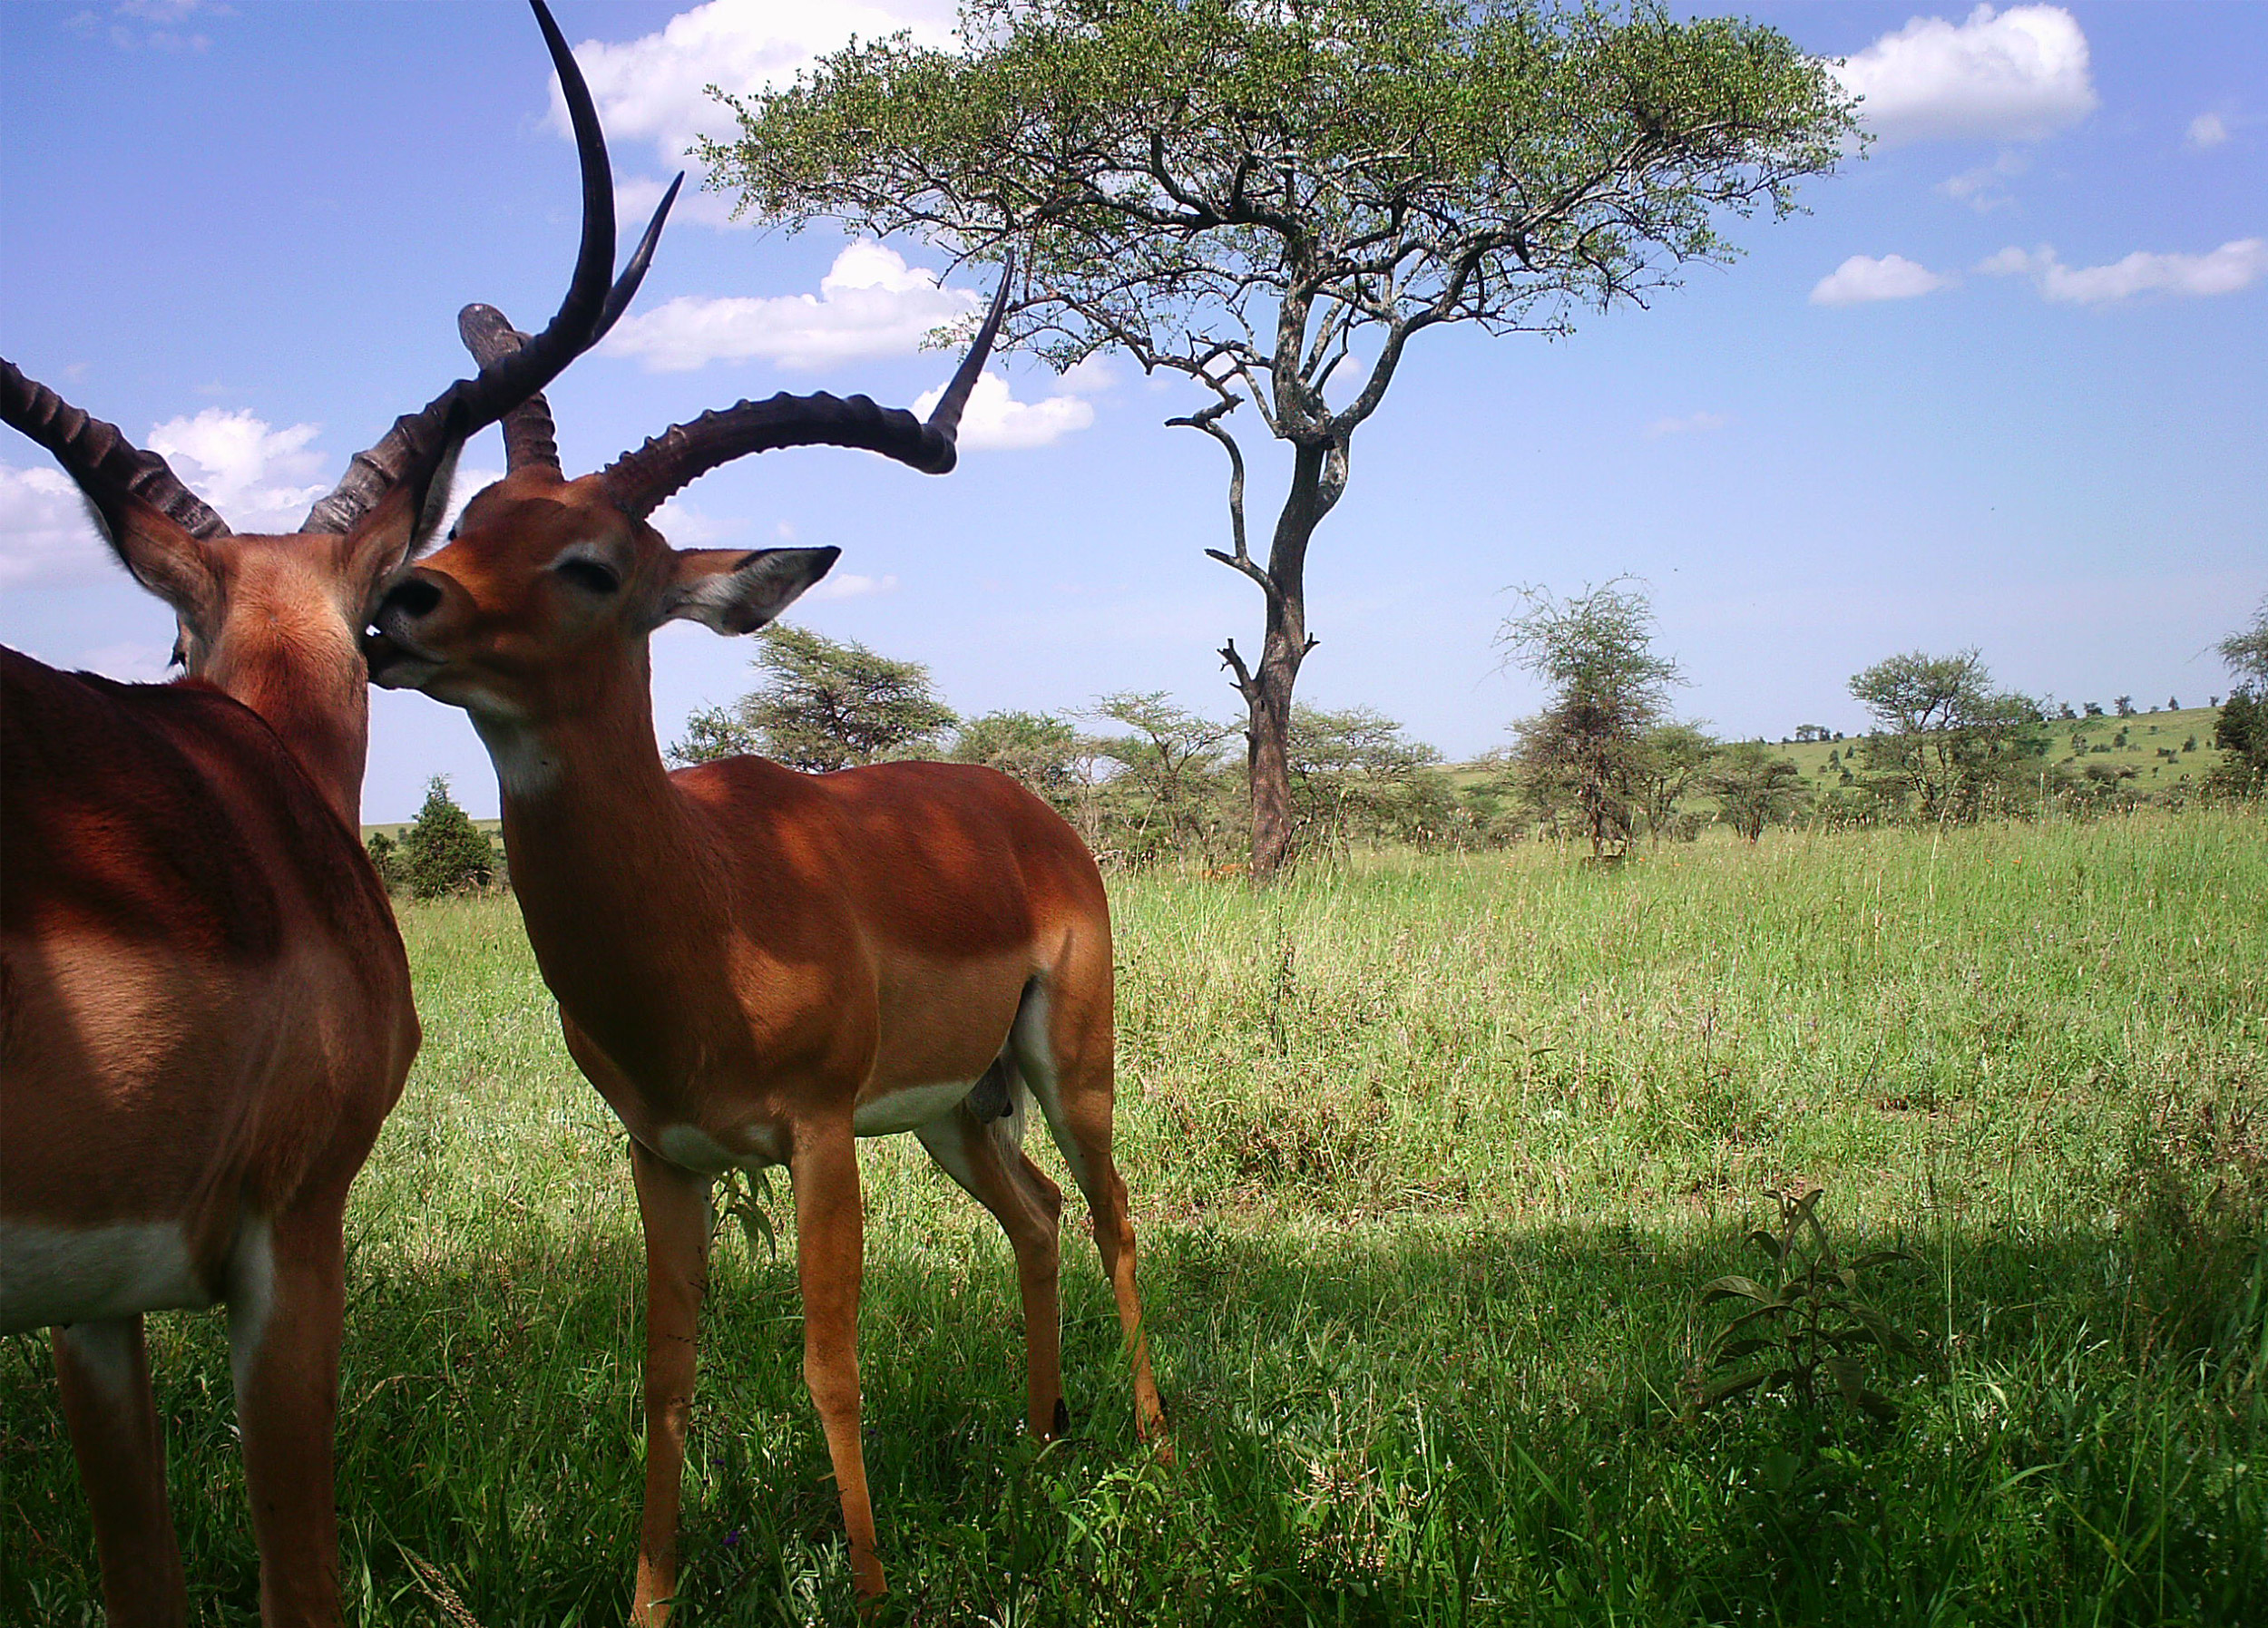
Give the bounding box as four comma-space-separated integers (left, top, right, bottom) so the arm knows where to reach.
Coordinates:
363, 270, 1167, 1615
0, 5, 669, 1620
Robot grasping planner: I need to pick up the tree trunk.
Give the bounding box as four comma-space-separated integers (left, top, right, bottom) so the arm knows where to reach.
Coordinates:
1221, 439, 1334, 882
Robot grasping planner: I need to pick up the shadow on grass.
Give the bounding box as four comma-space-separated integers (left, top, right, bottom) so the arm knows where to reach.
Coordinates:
5, 1209, 2263, 1627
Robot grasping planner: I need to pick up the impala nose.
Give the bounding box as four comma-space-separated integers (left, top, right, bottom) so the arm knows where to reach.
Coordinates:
377, 575, 444, 621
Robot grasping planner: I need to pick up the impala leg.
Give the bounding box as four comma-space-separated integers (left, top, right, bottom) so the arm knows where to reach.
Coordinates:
629, 1142, 714, 1628
788, 1126, 884, 1599
229, 1204, 348, 1627
1015, 1019, 1168, 1449
53, 1314, 187, 1628
915, 1096, 1067, 1440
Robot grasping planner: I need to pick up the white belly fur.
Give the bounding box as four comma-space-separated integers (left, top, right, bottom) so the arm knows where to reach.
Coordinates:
0, 1218, 211, 1334
853, 1078, 978, 1137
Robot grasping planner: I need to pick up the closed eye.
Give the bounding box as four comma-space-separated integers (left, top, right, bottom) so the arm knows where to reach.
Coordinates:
554, 558, 621, 595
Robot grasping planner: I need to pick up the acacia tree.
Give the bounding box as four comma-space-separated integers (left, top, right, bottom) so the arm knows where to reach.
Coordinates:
1702, 741, 1807, 842
2210, 597, 2268, 795
705, 0, 1856, 876
1847, 649, 2045, 821
673, 623, 957, 771
1498, 580, 1680, 857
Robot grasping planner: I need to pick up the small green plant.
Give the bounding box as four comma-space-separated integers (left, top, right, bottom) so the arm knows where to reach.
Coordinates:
712, 1165, 779, 1259
1690, 1185, 1937, 1418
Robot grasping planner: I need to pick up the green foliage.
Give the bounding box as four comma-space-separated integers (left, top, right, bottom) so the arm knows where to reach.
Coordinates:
1848, 649, 2048, 821
671, 623, 956, 772
2211, 598, 2268, 798
1089, 690, 1239, 863
400, 776, 497, 901
1691, 1185, 1937, 1418
364, 828, 403, 891
1701, 740, 1809, 842
708, 0, 1858, 387
1285, 704, 1452, 853
1499, 580, 1683, 856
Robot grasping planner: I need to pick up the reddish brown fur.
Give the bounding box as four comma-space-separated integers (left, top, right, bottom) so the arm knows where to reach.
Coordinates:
2, 511, 420, 1627
369, 466, 1166, 1620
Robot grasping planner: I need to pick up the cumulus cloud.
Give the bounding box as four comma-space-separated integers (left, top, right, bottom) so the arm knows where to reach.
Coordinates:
70, 0, 229, 53
913, 370, 1096, 451
808, 571, 898, 600
1810, 254, 1956, 307
435, 468, 507, 539
1938, 149, 2029, 211
1980, 239, 2268, 304
146, 408, 330, 531
602, 241, 982, 371
556, 1, 953, 178
1835, 5, 2097, 145
1645, 411, 1727, 439
2185, 112, 2231, 150
0, 463, 110, 590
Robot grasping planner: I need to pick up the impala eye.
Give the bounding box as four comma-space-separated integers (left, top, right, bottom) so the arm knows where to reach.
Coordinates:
555, 558, 621, 595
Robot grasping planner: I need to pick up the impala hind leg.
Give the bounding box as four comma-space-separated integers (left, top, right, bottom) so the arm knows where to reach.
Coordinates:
788, 1126, 885, 1599
53, 1314, 187, 1628
628, 1142, 714, 1628
229, 1204, 349, 1627
1011, 997, 1168, 1448
915, 1090, 1068, 1440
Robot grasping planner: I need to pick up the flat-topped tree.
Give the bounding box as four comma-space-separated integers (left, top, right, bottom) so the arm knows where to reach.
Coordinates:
706, 0, 1858, 876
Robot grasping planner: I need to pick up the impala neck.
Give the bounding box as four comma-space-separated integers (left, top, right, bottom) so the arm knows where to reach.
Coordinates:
473, 648, 726, 1077
206, 630, 372, 833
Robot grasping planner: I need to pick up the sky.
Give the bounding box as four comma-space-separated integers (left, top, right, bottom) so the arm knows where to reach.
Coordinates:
2, 0, 2262, 822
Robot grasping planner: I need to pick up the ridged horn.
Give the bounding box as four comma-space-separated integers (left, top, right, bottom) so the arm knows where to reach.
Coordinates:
1, 357, 229, 542
596, 250, 1014, 523
457, 173, 682, 473
300, 0, 676, 535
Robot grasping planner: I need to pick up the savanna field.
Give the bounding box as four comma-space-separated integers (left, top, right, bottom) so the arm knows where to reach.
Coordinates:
6, 811, 2265, 1626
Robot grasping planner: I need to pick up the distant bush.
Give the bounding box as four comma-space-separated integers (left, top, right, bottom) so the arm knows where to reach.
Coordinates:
401, 776, 499, 900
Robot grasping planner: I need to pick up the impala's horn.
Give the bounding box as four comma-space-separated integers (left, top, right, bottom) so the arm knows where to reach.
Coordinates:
595, 250, 1014, 523
459, 174, 681, 474
1, 358, 229, 544
300, 0, 677, 538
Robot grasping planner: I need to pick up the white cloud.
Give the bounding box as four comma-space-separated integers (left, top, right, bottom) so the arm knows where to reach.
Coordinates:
1809, 254, 1955, 307
556, 1, 954, 175
1980, 239, 2268, 304
0, 463, 110, 590
145, 408, 329, 531
1938, 149, 2029, 211
2185, 112, 2231, 150
602, 240, 982, 372
1835, 5, 2097, 145
913, 370, 1095, 451
1645, 411, 1727, 439
435, 467, 506, 539
808, 571, 898, 600
77, 640, 173, 683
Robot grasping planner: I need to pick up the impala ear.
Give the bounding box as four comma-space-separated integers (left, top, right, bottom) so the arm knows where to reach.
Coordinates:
660, 545, 841, 635
96, 497, 220, 629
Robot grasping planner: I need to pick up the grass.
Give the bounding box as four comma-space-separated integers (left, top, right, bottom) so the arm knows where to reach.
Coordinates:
7, 810, 2266, 1624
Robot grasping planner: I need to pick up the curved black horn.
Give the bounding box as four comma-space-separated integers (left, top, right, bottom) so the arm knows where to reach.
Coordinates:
2, 356, 229, 541
457, 173, 682, 475
301, 1, 675, 535
597, 251, 1013, 522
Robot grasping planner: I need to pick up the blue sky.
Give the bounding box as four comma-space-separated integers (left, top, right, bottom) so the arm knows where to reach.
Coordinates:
3, 1, 2262, 822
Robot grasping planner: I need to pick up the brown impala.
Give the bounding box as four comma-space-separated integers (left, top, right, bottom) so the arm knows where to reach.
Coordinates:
0, 5, 671, 1620
363, 269, 1168, 1615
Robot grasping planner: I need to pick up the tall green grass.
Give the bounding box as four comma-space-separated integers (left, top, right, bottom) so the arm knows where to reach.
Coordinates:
7, 811, 2264, 1624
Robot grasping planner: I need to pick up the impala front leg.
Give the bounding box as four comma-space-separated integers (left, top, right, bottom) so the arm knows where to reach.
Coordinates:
790, 1123, 883, 1599
53, 1314, 186, 1628
630, 1142, 714, 1628
230, 1203, 350, 1628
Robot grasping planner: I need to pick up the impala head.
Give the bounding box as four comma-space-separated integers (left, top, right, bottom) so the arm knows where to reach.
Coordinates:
364, 254, 1014, 736
0, 0, 675, 814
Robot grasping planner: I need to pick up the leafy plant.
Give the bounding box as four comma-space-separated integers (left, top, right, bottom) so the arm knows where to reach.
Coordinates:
1690, 1185, 1936, 1418
712, 1165, 779, 1260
